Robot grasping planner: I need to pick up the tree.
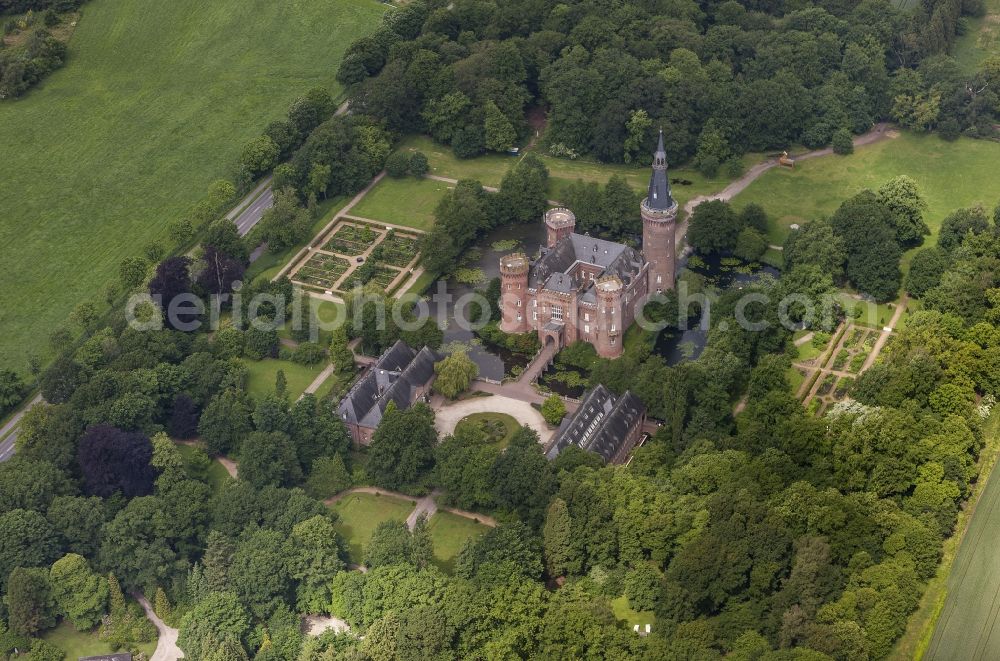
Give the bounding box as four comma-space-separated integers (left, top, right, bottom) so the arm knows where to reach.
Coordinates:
49, 554, 108, 631
154, 587, 172, 622
77, 425, 156, 498
119, 256, 148, 291
367, 402, 437, 490
304, 454, 352, 499
149, 257, 196, 330
832, 128, 854, 154
46, 496, 104, 558
433, 351, 478, 399
238, 431, 302, 489
99, 497, 180, 591
907, 246, 950, 297
177, 592, 251, 661
228, 528, 291, 618
4, 567, 55, 636
168, 393, 200, 439
287, 515, 345, 613
734, 227, 767, 261
783, 218, 847, 280
623, 110, 652, 164
410, 514, 433, 570
484, 101, 516, 152
198, 389, 253, 456
0, 458, 74, 513
365, 520, 413, 568
688, 200, 741, 253
877, 176, 929, 245
385, 150, 411, 178
541, 395, 566, 425
624, 564, 661, 612
938, 205, 991, 251
26, 639, 64, 661
543, 498, 577, 577
455, 522, 543, 585
198, 246, 245, 301
409, 151, 429, 177
495, 153, 549, 226
490, 427, 553, 527
238, 135, 280, 182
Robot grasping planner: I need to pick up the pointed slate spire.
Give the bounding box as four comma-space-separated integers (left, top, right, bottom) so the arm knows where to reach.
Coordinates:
645, 128, 674, 211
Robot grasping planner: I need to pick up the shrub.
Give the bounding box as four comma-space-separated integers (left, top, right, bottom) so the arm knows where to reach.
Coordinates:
831, 128, 854, 155
409, 151, 429, 176
385, 150, 411, 178
540, 395, 566, 426
305, 455, 352, 499
292, 342, 326, 365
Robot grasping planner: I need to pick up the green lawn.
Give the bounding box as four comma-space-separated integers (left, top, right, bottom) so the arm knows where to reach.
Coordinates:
397, 134, 763, 213
175, 442, 232, 495
0, 0, 385, 374
609, 595, 656, 631
243, 358, 326, 400
731, 132, 1000, 254
42, 619, 157, 659
952, 0, 1000, 72
838, 293, 900, 329
350, 176, 449, 230
454, 411, 520, 449
427, 511, 491, 574
330, 492, 416, 563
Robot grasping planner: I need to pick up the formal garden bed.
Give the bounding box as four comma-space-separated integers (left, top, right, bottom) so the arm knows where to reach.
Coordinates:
293, 253, 351, 290
375, 230, 420, 267
324, 222, 382, 255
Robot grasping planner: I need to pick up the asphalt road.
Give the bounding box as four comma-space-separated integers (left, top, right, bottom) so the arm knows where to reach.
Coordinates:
0, 393, 43, 462
229, 177, 274, 237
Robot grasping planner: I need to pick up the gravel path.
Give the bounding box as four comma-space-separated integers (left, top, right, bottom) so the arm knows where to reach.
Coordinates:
433, 394, 554, 444
134, 593, 183, 661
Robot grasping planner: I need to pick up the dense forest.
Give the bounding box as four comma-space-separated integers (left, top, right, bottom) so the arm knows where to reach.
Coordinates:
338, 0, 998, 169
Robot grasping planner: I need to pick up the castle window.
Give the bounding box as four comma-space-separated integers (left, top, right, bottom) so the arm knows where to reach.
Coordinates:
611, 338, 616, 345
657, 274, 662, 284
516, 299, 521, 307
533, 311, 538, 320
611, 324, 616, 332
517, 313, 522, 321
551, 305, 563, 321
584, 313, 589, 321
584, 324, 589, 333
533, 300, 537, 307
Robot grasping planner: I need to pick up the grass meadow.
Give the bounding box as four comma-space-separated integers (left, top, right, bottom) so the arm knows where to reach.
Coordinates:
426, 511, 490, 574
243, 358, 325, 401
731, 132, 1000, 253
42, 619, 157, 659
350, 176, 449, 231
952, 0, 1000, 72
0, 0, 385, 374
330, 492, 416, 564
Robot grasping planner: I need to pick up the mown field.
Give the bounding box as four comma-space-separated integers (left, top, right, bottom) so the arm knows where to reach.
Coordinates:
731, 132, 1000, 251
0, 0, 385, 374
953, 0, 1000, 72
920, 410, 1000, 661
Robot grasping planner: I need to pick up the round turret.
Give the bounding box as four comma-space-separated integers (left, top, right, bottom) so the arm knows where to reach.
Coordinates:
544, 208, 576, 248
499, 252, 530, 333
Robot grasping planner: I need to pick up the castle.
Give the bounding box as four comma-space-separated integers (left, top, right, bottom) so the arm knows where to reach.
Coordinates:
499, 130, 677, 358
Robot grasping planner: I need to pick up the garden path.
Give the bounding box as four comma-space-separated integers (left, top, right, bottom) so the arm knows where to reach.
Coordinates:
134, 593, 182, 661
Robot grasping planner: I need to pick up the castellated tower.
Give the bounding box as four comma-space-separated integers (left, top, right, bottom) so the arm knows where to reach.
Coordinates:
641, 129, 678, 293
499, 252, 530, 334
544, 208, 576, 248
594, 275, 624, 359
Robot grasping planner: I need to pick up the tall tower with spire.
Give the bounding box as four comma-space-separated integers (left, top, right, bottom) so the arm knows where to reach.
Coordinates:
641, 129, 678, 294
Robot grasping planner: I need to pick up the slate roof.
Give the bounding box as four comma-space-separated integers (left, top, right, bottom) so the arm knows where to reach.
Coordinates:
646, 129, 675, 211
338, 341, 440, 429
530, 234, 644, 293
546, 385, 645, 462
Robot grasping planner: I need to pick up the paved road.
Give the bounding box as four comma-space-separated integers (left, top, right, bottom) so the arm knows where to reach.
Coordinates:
0, 394, 43, 462
230, 179, 274, 237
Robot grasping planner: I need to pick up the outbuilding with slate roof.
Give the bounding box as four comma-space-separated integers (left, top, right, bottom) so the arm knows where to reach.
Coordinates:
338, 340, 440, 445
545, 385, 646, 464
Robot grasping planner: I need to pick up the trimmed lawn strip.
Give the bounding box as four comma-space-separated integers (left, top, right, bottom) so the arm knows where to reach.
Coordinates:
42, 619, 157, 660
330, 492, 417, 564
350, 177, 448, 231
610, 595, 656, 631
427, 511, 490, 574
243, 358, 325, 401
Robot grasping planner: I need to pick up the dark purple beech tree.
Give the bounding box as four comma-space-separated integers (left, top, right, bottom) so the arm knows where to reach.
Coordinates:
197, 245, 245, 302
149, 256, 198, 330
77, 424, 157, 498
168, 393, 200, 440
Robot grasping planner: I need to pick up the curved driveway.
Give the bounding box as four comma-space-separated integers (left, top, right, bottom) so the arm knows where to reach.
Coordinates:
433, 394, 554, 444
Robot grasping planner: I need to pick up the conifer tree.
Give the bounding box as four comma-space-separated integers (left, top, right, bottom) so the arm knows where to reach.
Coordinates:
543, 498, 577, 577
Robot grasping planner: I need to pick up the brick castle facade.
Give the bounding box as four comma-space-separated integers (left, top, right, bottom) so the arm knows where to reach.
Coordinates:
500, 131, 677, 358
